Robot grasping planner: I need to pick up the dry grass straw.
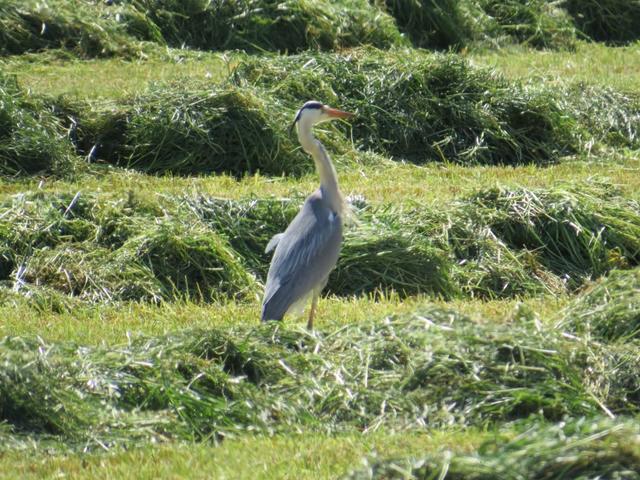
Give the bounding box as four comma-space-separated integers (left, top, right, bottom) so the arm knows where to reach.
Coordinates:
0, 307, 638, 450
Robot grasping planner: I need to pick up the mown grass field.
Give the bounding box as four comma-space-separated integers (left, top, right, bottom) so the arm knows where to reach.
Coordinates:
1, 1, 640, 478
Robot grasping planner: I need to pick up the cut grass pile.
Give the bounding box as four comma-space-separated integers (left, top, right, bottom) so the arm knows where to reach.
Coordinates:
0, 0, 405, 58
3, 0, 638, 59
345, 416, 640, 479
233, 49, 640, 165
3, 50, 640, 177
558, 84, 640, 150
0, 74, 79, 176
564, 0, 640, 45
381, 0, 479, 50
233, 49, 577, 166
119, 0, 405, 53
383, 0, 577, 50
1, 182, 637, 307
451, 184, 640, 291
558, 267, 640, 342
68, 84, 306, 176
478, 0, 577, 49
1, 307, 638, 451
0, 191, 258, 304
0, 0, 137, 58
190, 182, 640, 300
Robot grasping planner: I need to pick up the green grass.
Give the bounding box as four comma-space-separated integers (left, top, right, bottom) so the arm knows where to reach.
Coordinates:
3, 46, 639, 180
0, 181, 636, 309
564, 0, 640, 44
473, 42, 640, 93
0, 74, 78, 176
4, 0, 638, 61
2, 305, 638, 449
347, 417, 640, 479
4, 42, 640, 100
1, 5, 640, 478
0, 430, 485, 480
0, 295, 567, 344
558, 267, 640, 341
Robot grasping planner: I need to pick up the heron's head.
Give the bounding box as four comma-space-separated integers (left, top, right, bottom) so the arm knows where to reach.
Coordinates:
291, 101, 354, 135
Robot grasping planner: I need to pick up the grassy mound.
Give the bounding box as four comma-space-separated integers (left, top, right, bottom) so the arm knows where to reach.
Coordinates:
344, 417, 640, 479
2, 0, 638, 60
370, 182, 640, 298
456, 184, 640, 290
1, 182, 638, 307
237, 49, 636, 165
0, 74, 78, 176
185, 196, 300, 277
558, 267, 640, 342
0, 0, 137, 57
383, 0, 576, 50
20, 243, 163, 303
479, 0, 576, 49
0, 192, 258, 304
0, 0, 404, 57
332, 222, 454, 299
189, 182, 639, 301
565, 0, 640, 44
120, 0, 405, 52
188, 197, 456, 299
64, 51, 640, 172
121, 220, 258, 302
1, 308, 638, 450
5, 50, 636, 177
557, 85, 640, 150
67, 83, 308, 176
381, 0, 478, 50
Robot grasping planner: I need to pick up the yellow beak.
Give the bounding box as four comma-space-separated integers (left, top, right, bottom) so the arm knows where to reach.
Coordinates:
324, 106, 355, 119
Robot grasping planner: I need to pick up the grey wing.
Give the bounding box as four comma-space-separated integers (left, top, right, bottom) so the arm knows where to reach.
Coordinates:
261, 193, 342, 321
265, 233, 284, 253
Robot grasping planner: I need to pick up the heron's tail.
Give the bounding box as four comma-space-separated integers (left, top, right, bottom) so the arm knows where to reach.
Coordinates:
260, 302, 284, 322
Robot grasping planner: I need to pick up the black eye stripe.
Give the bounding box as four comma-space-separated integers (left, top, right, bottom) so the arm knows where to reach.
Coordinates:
304, 101, 323, 110
294, 101, 323, 123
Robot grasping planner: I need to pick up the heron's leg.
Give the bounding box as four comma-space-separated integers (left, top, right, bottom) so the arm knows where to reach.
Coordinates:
307, 294, 319, 331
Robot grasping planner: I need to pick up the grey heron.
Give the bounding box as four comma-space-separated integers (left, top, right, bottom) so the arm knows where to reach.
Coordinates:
261, 101, 354, 329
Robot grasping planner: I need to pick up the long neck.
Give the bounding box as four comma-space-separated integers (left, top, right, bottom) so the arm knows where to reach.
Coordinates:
297, 121, 343, 214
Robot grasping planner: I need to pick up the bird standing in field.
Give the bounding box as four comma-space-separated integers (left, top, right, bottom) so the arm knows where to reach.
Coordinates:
261, 101, 354, 329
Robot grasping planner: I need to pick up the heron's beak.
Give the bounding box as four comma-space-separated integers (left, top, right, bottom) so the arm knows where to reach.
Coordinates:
324, 107, 355, 120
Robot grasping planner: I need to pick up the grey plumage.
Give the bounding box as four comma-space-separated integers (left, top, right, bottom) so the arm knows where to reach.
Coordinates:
261, 101, 354, 328
261, 189, 342, 321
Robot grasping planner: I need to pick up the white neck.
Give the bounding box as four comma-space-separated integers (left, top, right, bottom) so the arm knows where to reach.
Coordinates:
297, 119, 343, 215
